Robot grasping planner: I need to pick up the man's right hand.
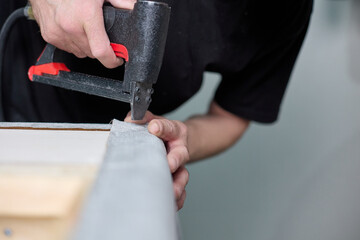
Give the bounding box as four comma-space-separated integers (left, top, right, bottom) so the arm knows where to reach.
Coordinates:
29, 0, 136, 68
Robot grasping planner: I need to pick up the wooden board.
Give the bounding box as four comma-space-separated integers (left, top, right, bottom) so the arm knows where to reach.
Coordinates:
0, 125, 110, 240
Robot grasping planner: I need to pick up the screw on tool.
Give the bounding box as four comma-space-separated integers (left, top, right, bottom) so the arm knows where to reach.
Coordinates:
146, 96, 152, 103
147, 88, 154, 94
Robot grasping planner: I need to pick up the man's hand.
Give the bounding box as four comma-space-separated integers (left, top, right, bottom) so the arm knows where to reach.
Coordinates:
124, 102, 250, 210
29, 0, 136, 68
125, 112, 190, 210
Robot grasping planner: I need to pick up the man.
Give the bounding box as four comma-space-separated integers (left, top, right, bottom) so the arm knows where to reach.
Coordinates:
0, 0, 313, 210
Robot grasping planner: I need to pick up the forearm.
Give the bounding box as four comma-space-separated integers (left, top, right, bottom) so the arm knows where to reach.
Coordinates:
185, 101, 250, 162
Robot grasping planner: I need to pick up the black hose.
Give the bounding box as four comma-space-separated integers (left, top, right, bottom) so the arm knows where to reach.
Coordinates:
0, 7, 27, 121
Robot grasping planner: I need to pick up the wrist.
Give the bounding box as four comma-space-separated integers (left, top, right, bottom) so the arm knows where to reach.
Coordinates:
184, 119, 201, 162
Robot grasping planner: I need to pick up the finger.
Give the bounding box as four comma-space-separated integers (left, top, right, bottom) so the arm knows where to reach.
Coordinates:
124, 112, 132, 122
107, 0, 136, 9
173, 166, 189, 199
59, 36, 86, 58
83, 7, 123, 68
51, 36, 86, 58
168, 146, 189, 173
148, 119, 186, 142
177, 190, 186, 211
72, 33, 95, 58
43, 23, 85, 58
70, 40, 88, 58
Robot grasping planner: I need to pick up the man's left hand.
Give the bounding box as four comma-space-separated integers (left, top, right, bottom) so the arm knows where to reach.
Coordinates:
125, 111, 190, 210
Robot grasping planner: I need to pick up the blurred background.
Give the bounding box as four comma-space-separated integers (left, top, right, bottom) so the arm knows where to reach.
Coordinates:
166, 0, 360, 239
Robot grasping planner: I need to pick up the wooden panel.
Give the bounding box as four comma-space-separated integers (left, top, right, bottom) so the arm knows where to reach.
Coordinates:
0, 218, 72, 240
0, 125, 108, 240
0, 165, 98, 240
0, 175, 83, 217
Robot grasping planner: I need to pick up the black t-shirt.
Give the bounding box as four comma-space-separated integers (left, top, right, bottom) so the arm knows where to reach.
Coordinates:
0, 0, 313, 123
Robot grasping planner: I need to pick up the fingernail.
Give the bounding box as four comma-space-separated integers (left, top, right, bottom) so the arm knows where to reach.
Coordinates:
117, 58, 124, 66
170, 161, 177, 173
149, 122, 160, 134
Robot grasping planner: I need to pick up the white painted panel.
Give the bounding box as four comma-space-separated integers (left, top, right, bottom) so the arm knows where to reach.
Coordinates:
0, 128, 109, 164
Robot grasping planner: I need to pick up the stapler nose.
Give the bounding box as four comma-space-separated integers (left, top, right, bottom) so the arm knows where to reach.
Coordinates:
131, 108, 147, 121
130, 83, 153, 120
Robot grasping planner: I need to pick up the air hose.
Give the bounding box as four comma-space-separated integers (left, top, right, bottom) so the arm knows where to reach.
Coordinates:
0, 5, 34, 121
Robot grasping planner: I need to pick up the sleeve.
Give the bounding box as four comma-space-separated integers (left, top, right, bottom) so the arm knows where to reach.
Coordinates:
214, 8, 312, 123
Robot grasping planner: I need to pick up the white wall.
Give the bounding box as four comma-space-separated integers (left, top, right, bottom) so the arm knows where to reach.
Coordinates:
166, 1, 360, 239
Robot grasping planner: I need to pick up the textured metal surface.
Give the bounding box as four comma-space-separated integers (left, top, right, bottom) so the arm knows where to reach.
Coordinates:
31, 1, 171, 120
72, 120, 180, 240
33, 71, 132, 103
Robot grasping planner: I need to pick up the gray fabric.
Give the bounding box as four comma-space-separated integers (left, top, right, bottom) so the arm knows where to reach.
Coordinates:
73, 120, 179, 240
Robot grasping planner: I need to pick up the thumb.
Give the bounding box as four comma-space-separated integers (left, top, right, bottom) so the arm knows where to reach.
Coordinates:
106, 0, 136, 9
148, 119, 184, 142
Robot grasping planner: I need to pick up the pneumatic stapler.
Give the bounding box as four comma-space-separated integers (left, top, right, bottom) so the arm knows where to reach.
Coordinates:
28, 1, 171, 120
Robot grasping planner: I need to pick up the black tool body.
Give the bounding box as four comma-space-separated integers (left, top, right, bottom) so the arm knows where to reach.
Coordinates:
28, 1, 171, 120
